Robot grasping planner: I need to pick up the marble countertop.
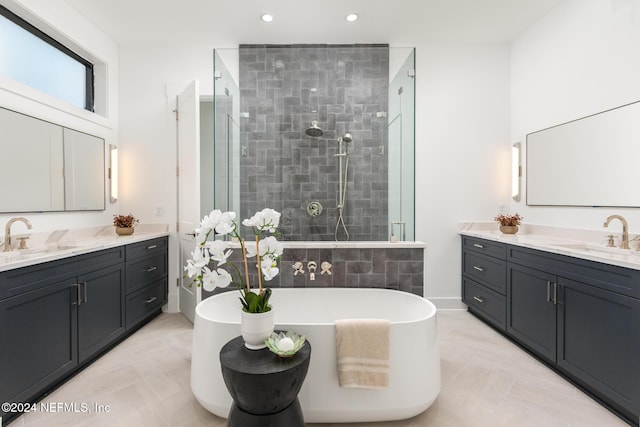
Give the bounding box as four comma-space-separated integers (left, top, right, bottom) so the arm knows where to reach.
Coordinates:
460, 222, 640, 271
0, 224, 169, 273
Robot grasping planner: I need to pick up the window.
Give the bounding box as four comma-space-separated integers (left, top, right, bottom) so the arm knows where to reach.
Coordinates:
0, 6, 94, 111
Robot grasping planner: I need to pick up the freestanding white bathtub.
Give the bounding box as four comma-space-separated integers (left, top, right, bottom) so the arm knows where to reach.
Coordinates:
191, 288, 440, 423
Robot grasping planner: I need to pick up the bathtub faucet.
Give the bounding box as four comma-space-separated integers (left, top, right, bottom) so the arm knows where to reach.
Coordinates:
307, 261, 317, 280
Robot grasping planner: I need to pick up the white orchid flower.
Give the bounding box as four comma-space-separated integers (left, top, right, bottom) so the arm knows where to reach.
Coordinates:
259, 236, 284, 257
194, 230, 209, 245
214, 221, 235, 236
209, 240, 233, 266
190, 246, 210, 269
242, 208, 280, 232
200, 209, 222, 230
214, 211, 236, 235
261, 259, 279, 281
244, 242, 257, 258
242, 210, 264, 228
260, 208, 281, 232
184, 246, 210, 278
201, 266, 232, 291
184, 259, 201, 278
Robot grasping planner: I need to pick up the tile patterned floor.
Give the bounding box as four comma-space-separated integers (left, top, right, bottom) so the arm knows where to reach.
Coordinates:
9, 310, 627, 427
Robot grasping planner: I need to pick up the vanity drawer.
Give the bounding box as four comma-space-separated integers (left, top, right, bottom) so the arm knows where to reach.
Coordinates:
125, 237, 168, 261
126, 279, 167, 330
125, 253, 167, 294
462, 236, 506, 259
463, 251, 506, 294
463, 277, 506, 330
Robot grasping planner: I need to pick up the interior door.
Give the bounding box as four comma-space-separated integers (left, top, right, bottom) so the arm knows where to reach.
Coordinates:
177, 80, 201, 323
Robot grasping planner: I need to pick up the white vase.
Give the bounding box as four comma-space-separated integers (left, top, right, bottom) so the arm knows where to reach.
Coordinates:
240, 309, 275, 350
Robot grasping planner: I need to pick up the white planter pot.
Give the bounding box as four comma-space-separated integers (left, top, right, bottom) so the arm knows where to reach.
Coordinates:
240, 309, 275, 350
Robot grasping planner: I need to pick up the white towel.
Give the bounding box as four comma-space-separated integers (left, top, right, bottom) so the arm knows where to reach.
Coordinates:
335, 319, 390, 389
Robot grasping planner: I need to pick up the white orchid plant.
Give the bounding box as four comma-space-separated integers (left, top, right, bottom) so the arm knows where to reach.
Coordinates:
184, 208, 283, 313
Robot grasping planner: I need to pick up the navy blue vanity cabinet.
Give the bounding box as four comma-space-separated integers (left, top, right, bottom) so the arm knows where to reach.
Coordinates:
0, 278, 79, 418
506, 245, 640, 425
461, 236, 507, 330
77, 263, 126, 362
506, 262, 557, 362
0, 247, 125, 422
124, 237, 168, 330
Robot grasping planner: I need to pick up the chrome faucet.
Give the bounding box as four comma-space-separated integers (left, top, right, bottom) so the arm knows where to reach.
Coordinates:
3, 217, 32, 252
603, 215, 629, 249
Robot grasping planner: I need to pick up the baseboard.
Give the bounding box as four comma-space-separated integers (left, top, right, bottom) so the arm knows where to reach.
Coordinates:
425, 297, 466, 310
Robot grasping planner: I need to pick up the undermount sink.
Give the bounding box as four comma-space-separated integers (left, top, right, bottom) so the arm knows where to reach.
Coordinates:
25, 243, 85, 254
550, 242, 640, 257
0, 243, 85, 260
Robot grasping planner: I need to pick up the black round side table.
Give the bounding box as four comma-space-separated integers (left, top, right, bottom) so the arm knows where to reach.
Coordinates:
219, 335, 311, 427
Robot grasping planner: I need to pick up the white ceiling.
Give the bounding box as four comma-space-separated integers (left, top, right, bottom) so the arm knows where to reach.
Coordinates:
63, 0, 564, 46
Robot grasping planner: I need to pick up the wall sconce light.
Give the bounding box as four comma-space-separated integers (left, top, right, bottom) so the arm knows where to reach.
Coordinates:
512, 142, 521, 202
109, 144, 118, 203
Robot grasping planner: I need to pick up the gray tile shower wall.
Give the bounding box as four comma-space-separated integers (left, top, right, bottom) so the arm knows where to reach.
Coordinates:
239, 44, 390, 241
203, 246, 424, 299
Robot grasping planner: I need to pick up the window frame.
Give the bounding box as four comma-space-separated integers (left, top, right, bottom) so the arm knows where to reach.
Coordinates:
0, 5, 95, 111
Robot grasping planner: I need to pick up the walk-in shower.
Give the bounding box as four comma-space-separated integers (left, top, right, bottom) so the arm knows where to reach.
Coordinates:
209, 45, 416, 242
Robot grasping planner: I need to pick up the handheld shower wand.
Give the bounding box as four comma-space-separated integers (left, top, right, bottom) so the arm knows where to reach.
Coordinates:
334, 134, 352, 241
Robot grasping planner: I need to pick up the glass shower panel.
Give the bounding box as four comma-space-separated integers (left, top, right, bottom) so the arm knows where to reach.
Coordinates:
212, 49, 241, 215
387, 48, 416, 241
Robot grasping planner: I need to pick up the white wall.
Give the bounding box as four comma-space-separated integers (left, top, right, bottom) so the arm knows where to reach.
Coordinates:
416, 44, 511, 308
118, 44, 215, 311
511, 0, 640, 232
0, 0, 120, 232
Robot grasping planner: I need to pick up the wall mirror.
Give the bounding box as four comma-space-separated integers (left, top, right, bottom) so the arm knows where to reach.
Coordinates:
526, 100, 640, 207
0, 107, 105, 213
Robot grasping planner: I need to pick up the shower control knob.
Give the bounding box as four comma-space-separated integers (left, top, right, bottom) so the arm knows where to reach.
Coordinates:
292, 262, 305, 276
306, 201, 323, 217
320, 262, 332, 275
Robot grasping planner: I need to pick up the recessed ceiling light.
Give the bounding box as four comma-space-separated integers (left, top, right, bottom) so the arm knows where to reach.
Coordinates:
345, 13, 358, 22
261, 13, 274, 22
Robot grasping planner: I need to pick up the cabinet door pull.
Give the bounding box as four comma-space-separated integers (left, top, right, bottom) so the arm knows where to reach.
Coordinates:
546, 281, 552, 302
82, 282, 88, 303
473, 296, 485, 303
147, 244, 157, 250
74, 283, 82, 305
553, 282, 558, 305
473, 243, 485, 249
145, 266, 157, 272
144, 296, 157, 304
473, 265, 485, 272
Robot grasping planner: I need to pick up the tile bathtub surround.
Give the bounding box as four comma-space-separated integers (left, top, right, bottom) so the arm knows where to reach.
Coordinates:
238, 44, 390, 241
203, 245, 424, 299
10, 311, 626, 427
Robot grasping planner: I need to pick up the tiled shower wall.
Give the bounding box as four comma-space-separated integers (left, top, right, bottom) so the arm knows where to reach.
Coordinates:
238, 44, 389, 241
203, 245, 425, 299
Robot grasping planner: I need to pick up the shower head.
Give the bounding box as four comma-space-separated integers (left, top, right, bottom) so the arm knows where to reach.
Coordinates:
341, 133, 353, 143
305, 121, 323, 137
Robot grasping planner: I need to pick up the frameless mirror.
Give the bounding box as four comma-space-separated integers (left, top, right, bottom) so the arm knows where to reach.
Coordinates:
0, 107, 105, 213
527, 100, 640, 207
63, 128, 105, 210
